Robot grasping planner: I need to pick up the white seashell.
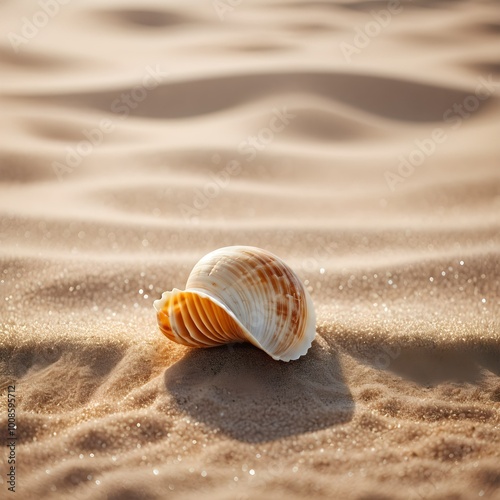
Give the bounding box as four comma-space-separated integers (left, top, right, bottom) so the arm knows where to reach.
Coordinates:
153, 246, 316, 362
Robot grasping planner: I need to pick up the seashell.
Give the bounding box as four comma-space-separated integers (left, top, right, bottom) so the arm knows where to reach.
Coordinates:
153, 246, 316, 362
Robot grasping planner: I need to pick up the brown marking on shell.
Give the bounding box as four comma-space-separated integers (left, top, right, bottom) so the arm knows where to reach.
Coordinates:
276, 295, 289, 318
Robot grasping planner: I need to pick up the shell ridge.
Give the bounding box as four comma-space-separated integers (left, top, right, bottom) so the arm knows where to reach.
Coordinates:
190, 293, 227, 343
181, 293, 220, 346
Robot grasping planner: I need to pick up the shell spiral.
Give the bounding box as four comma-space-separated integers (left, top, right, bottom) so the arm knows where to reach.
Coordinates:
153, 246, 316, 361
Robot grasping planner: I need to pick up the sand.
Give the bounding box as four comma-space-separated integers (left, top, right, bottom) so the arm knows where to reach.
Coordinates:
1, 0, 500, 498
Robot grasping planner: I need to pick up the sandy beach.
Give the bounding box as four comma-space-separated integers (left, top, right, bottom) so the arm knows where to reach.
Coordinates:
1, 0, 500, 498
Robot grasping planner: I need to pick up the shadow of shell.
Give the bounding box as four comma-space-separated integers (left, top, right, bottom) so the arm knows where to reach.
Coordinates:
163, 341, 353, 443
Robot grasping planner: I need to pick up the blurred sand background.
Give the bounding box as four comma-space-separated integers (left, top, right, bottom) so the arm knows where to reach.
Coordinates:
1, 0, 500, 498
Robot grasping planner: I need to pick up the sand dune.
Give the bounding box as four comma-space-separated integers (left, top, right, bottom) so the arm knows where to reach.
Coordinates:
1, 0, 500, 498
